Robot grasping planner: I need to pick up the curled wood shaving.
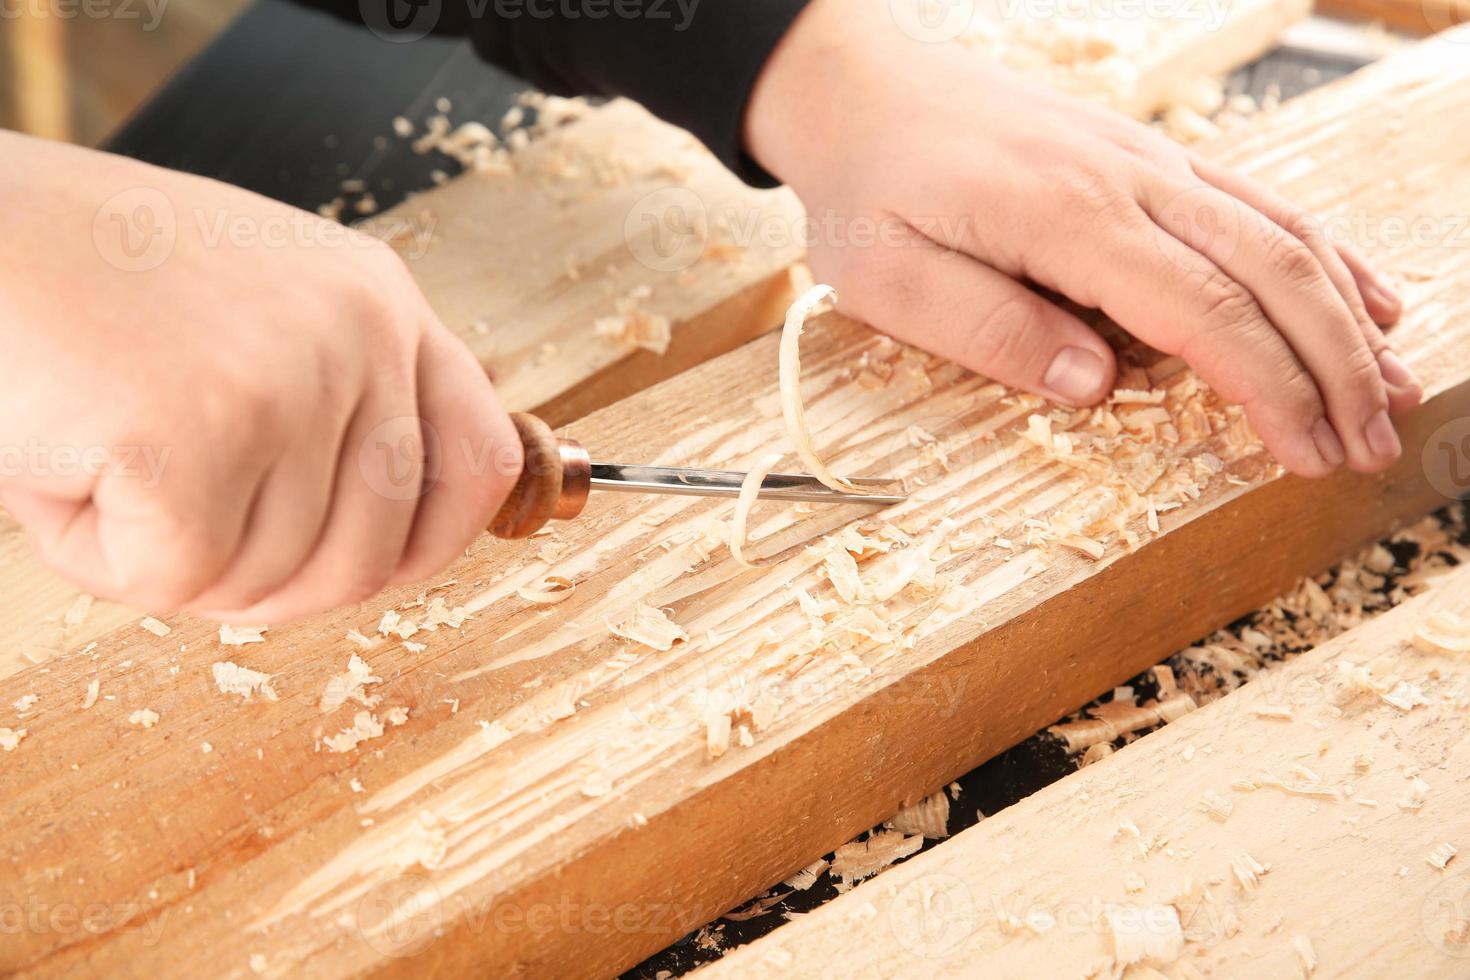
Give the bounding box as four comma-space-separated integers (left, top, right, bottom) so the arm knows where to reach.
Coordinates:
1414, 588, 1470, 653
779, 285, 871, 495
211, 662, 279, 702
1428, 842, 1458, 870
0, 727, 26, 751
81, 679, 100, 710
128, 709, 160, 729
729, 453, 786, 568
609, 603, 688, 651
517, 575, 576, 605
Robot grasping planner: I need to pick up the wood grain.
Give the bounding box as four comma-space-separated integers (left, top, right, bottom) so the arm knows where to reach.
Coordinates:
1, 27, 1468, 979
0, 0, 1307, 685
700, 563, 1470, 978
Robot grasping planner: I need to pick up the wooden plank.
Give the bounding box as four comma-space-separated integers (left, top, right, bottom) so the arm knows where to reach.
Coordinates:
0, 0, 1306, 686
1, 27, 1467, 979
380, 97, 807, 429
700, 564, 1470, 978
1318, 0, 1470, 34
967, 0, 1311, 117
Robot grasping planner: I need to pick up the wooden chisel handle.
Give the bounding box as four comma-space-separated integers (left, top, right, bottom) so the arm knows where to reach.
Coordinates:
489, 413, 592, 539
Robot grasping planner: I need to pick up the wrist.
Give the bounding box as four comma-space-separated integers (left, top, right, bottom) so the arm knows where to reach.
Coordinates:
744, 0, 885, 190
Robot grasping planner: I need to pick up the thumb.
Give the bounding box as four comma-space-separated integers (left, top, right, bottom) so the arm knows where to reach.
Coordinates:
838, 243, 1116, 406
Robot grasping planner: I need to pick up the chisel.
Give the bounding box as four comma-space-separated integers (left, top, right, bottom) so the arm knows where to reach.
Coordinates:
490, 413, 904, 539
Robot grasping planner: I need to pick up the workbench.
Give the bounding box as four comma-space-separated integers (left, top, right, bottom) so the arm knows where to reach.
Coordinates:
5, 5, 1468, 978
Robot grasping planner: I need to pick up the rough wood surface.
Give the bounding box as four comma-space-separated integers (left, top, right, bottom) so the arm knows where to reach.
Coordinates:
1, 28, 1468, 979
379, 97, 807, 429
0, 0, 1306, 686
700, 563, 1470, 978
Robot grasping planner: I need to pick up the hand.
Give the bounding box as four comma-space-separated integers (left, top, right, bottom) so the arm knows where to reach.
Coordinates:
0, 132, 521, 623
745, 0, 1422, 478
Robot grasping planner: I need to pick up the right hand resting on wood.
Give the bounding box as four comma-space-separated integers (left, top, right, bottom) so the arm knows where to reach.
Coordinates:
0, 132, 522, 624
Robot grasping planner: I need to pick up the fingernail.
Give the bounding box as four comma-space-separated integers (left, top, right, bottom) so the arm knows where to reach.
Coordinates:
1363, 410, 1402, 459
1311, 418, 1346, 467
1377, 349, 1418, 390
1043, 347, 1106, 404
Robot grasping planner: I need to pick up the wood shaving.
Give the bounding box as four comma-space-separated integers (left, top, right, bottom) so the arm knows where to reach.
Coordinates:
139, 616, 172, 637
609, 603, 688, 651
830, 830, 923, 886
1197, 790, 1233, 822
322, 708, 407, 754
778, 285, 871, 495
729, 454, 786, 568
1231, 851, 1270, 892
1295, 936, 1317, 977
887, 791, 950, 838
219, 624, 268, 646
783, 858, 829, 891
211, 662, 279, 702
128, 709, 159, 728
1428, 842, 1458, 870
81, 679, 100, 709
595, 286, 672, 355
1107, 903, 1184, 966
1413, 587, 1470, 653
320, 654, 382, 713
517, 576, 577, 605
705, 709, 732, 759
0, 727, 26, 751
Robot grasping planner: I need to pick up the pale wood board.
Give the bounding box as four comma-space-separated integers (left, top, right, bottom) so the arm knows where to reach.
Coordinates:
701, 565, 1470, 978
0, 0, 1308, 685
1, 27, 1468, 979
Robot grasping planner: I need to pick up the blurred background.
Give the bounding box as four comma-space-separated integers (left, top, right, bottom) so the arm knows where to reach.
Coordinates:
1, 0, 248, 145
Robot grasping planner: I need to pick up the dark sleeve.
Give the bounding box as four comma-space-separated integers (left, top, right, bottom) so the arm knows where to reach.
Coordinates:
302, 0, 812, 186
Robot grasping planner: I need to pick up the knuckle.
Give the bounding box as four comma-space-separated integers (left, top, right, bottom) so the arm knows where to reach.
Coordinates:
1053, 163, 1137, 228
1192, 273, 1259, 337
1341, 348, 1390, 406
965, 293, 1052, 376
1265, 233, 1323, 288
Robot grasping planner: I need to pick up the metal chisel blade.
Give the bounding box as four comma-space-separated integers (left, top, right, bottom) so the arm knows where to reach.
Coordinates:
590, 463, 905, 507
